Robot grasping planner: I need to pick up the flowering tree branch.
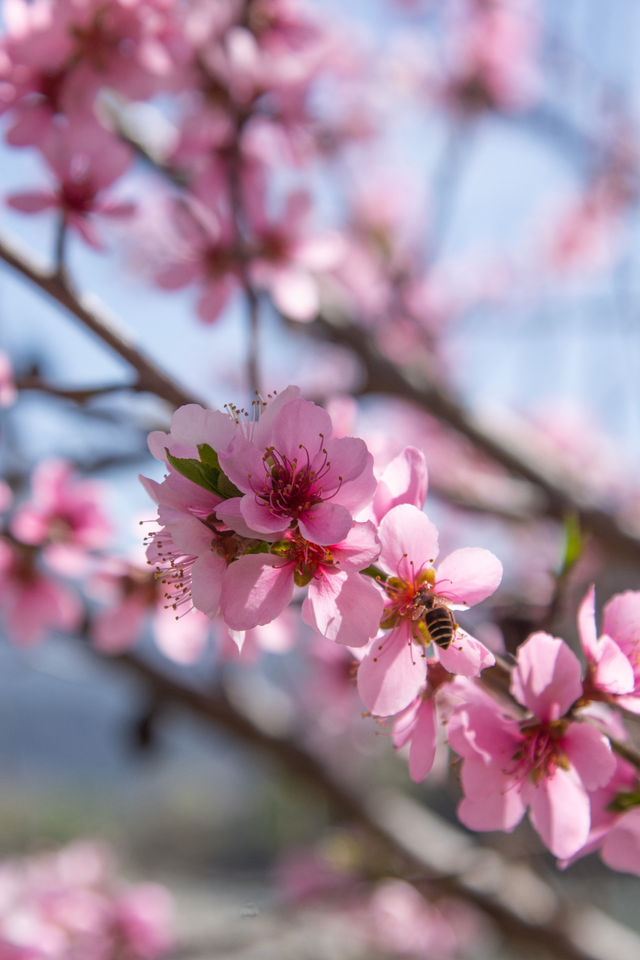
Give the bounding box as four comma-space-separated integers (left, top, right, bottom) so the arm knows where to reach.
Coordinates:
96, 644, 637, 960
305, 309, 640, 566
0, 232, 198, 410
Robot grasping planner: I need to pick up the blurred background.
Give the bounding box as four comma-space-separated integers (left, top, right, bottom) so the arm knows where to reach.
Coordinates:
1, 0, 640, 957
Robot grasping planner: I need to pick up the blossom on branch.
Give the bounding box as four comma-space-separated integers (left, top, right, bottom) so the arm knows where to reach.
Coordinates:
579, 584, 640, 713
357, 503, 500, 717
448, 632, 616, 858
7, 126, 135, 248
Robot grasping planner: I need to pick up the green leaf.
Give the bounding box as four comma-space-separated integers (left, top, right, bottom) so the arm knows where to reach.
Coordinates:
166, 446, 243, 499
560, 512, 582, 574
217, 473, 242, 499
197, 443, 221, 470
608, 789, 640, 813
197, 443, 241, 497
166, 449, 219, 494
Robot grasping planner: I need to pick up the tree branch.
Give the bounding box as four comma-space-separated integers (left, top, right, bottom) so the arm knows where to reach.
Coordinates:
93, 645, 640, 960
305, 310, 640, 566
0, 232, 199, 410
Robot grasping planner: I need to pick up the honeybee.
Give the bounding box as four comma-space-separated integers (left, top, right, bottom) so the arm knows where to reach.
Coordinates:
415, 591, 457, 650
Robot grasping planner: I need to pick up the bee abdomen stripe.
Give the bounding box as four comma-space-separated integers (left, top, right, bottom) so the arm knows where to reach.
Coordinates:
424, 608, 455, 649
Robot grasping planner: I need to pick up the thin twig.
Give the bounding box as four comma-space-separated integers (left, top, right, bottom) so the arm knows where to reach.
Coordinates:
53, 214, 68, 277
0, 232, 199, 410
15, 375, 133, 404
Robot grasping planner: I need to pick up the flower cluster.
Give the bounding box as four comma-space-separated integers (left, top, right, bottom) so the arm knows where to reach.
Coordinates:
0, 840, 174, 959
141, 386, 385, 650
141, 391, 503, 684
140, 387, 640, 875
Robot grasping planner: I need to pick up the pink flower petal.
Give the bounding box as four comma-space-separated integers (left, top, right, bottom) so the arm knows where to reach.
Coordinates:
69, 213, 103, 249
372, 446, 428, 522
591, 636, 635, 695
524, 769, 590, 859
303, 570, 384, 646
153, 605, 210, 663
357, 624, 427, 716
435, 628, 495, 676
219, 434, 269, 492
603, 590, 640, 647
220, 554, 293, 630
577, 584, 598, 659
408, 699, 437, 782
434, 548, 502, 609
298, 501, 352, 546
324, 436, 371, 488
270, 398, 332, 462
562, 723, 615, 790
601, 809, 640, 876
196, 279, 235, 323
191, 553, 227, 618
238, 495, 291, 536
448, 703, 520, 766
92, 595, 146, 653
331, 520, 380, 571
378, 505, 439, 581
457, 764, 525, 832
7, 190, 58, 212
510, 632, 582, 721
269, 266, 318, 322
156, 260, 202, 290
392, 697, 421, 750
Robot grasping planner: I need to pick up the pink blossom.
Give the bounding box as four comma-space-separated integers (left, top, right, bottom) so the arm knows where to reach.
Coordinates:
358, 880, 471, 960
140, 389, 303, 623
0, 538, 82, 646
560, 757, 640, 876
357, 504, 500, 717
448, 632, 616, 858
0, 841, 174, 960
245, 188, 344, 322
442, 2, 539, 116
12, 458, 110, 549
392, 658, 455, 782
371, 446, 428, 523
156, 187, 341, 324
220, 520, 384, 646
7, 125, 135, 248
89, 557, 211, 663
1, 0, 183, 146
187, 0, 334, 121
579, 585, 640, 713
111, 884, 175, 959
218, 395, 376, 545
154, 198, 240, 324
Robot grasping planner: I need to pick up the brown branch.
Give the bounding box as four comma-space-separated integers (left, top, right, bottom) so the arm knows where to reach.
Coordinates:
305, 310, 640, 566
92, 645, 640, 960
106, 112, 640, 567
0, 232, 199, 410
15, 374, 133, 404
